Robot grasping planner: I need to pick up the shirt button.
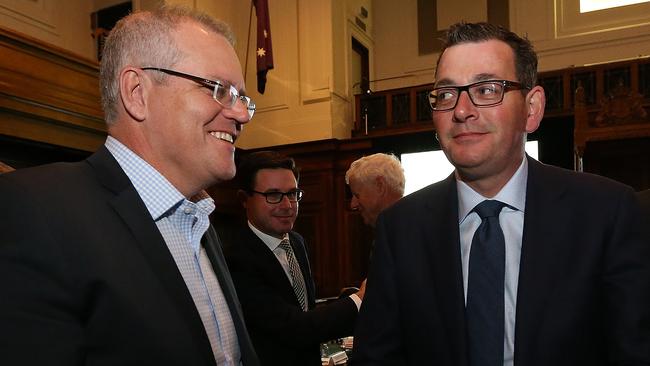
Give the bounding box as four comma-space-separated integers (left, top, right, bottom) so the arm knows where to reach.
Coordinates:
184, 207, 193, 215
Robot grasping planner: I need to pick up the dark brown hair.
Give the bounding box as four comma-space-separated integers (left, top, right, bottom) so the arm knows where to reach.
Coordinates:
236, 151, 300, 192
436, 22, 538, 89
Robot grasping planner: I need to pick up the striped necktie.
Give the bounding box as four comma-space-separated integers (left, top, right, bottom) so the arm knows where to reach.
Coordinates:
279, 238, 308, 311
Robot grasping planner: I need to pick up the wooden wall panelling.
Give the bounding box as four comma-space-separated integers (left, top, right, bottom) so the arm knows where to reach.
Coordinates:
0, 26, 105, 152
583, 137, 650, 191
295, 169, 336, 296
573, 58, 650, 188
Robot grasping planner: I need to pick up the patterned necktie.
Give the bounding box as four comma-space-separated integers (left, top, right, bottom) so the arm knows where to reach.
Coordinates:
279, 238, 308, 311
466, 200, 507, 366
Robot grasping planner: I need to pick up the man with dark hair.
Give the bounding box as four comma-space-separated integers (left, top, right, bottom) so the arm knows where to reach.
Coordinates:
0, 6, 258, 366
223, 150, 365, 366
351, 22, 649, 366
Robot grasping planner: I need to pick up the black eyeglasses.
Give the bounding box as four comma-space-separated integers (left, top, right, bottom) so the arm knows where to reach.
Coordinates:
249, 189, 304, 204
429, 80, 528, 111
141, 67, 256, 119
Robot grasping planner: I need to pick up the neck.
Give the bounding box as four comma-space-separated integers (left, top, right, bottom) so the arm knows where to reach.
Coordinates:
456, 156, 524, 198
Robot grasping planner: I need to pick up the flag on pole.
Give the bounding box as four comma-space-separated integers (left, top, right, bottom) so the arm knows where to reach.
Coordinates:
254, 0, 273, 94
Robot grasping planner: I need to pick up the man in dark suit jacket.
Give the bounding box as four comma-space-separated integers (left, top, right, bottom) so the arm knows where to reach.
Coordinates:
0, 6, 259, 366
351, 22, 650, 366
223, 151, 365, 366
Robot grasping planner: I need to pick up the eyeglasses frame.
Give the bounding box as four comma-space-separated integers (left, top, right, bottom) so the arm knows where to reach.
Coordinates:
429, 79, 528, 112
249, 189, 305, 204
141, 67, 256, 119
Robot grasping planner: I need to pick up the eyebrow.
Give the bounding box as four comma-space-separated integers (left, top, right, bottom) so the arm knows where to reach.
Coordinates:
434, 73, 502, 87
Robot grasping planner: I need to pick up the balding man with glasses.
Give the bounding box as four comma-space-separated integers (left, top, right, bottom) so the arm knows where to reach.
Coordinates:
222, 151, 366, 366
0, 6, 259, 366
351, 22, 649, 366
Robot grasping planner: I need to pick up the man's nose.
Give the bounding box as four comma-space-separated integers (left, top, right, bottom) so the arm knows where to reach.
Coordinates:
453, 91, 477, 122
223, 97, 253, 125
278, 194, 294, 207
350, 196, 359, 210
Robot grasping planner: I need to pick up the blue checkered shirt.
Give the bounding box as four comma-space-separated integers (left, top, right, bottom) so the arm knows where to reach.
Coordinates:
105, 136, 241, 365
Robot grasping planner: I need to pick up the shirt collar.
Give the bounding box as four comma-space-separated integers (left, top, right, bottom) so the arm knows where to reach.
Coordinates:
457, 156, 528, 223
248, 221, 288, 252
104, 136, 214, 220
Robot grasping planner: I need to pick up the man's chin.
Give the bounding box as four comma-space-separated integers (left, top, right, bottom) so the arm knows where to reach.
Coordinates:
274, 221, 295, 233
213, 165, 236, 182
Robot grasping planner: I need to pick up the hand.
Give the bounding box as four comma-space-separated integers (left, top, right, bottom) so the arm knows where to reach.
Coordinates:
356, 279, 367, 300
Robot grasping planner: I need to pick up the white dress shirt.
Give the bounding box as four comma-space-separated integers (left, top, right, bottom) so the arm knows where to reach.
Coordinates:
457, 157, 528, 366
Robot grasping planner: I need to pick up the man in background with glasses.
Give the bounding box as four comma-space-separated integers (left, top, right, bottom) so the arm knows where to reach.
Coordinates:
351, 22, 649, 366
0, 6, 259, 366
222, 151, 366, 366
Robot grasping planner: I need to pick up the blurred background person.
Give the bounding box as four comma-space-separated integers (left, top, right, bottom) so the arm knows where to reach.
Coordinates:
345, 153, 405, 228
223, 151, 365, 366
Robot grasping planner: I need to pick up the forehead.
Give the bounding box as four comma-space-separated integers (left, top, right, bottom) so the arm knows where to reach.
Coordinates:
348, 177, 376, 194
348, 177, 363, 193
173, 20, 244, 89
254, 168, 297, 188
436, 40, 516, 85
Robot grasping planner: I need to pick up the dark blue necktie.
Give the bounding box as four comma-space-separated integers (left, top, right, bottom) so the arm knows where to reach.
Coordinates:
466, 200, 507, 366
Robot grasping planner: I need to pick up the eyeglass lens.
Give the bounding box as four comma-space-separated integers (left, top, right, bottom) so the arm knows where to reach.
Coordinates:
258, 190, 303, 204
141, 67, 255, 119
429, 80, 514, 111
213, 83, 255, 119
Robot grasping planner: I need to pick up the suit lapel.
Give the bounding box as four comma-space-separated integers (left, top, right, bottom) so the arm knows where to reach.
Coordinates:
241, 227, 300, 306
425, 175, 469, 366
514, 157, 568, 362
203, 226, 259, 366
87, 147, 216, 366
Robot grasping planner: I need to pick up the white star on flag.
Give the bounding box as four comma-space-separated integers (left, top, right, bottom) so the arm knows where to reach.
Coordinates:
257, 48, 266, 57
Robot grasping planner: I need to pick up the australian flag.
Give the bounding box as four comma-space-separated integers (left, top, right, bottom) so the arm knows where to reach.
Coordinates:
254, 0, 273, 94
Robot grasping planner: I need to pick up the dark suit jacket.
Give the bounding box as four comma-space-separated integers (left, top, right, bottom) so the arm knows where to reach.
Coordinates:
0, 146, 259, 366
639, 189, 650, 245
351, 157, 650, 366
639, 189, 650, 223
223, 225, 358, 366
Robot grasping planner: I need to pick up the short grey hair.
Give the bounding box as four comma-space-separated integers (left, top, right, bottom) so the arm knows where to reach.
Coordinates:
99, 5, 235, 124
345, 153, 405, 196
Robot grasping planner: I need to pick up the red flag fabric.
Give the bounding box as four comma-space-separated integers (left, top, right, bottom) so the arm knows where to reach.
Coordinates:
254, 0, 273, 94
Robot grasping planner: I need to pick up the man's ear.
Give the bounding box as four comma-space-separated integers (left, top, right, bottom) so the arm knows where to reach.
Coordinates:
525, 85, 545, 133
375, 176, 387, 195
119, 67, 148, 122
237, 189, 249, 208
